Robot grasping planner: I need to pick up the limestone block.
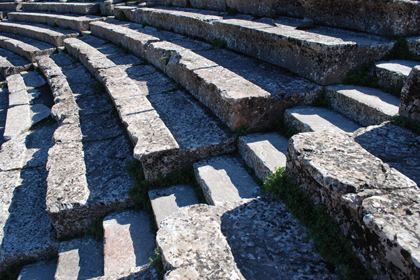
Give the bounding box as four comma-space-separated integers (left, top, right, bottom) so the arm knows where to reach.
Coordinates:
3, 104, 30, 141
399, 66, 420, 124
21, 2, 101, 15
227, 0, 275, 17
375, 60, 418, 88
191, 0, 225, 11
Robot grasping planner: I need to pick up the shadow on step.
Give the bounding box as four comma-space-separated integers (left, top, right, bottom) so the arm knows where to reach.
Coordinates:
354, 122, 420, 187
0, 87, 8, 146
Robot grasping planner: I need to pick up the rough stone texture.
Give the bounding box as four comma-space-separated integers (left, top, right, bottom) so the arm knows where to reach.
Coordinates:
157, 198, 339, 279
21, 70, 47, 90
7, 74, 29, 107
21, 2, 101, 15
149, 185, 199, 228
0, 2, 17, 11
354, 122, 420, 187
295, 0, 420, 36
194, 155, 261, 205
55, 237, 103, 280
407, 37, 420, 56
8, 12, 103, 32
0, 48, 32, 77
191, 0, 226, 11
0, 33, 56, 63
103, 210, 155, 277
284, 106, 361, 133
227, 0, 275, 17
3, 104, 30, 141
0, 21, 79, 47
18, 259, 57, 280
287, 130, 420, 280
375, 60, 419, 88
135, 7, 394, 85
326, 84, 400, 126
399, 65, 420, 124
238, 133, 288, 182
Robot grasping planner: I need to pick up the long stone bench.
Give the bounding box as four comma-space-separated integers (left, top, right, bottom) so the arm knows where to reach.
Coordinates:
121, 6, 394, 85
21, 2, 101, 15
0, 47, 32, 76
287, 130, 420, 279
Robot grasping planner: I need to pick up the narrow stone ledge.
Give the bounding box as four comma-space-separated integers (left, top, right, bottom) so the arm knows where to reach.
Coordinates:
21, 2, 101, 15
374, 60, 418, 89
0, 48, 32, 77
287, 130, 419, 279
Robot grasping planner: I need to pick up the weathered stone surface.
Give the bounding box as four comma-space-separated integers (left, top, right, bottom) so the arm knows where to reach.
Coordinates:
8, 12, 103, 32
287, 130, 419, 279
194, 156, 261, 205
375, 60, 419, 88
285, 106, 361, 133
18, 259, 57, 280
0, 21, 79, 47
408, 37, 420, 56
30, 104, 51, 126
0, 168, 59, 271
0, 48, 32, 77
354, 122, 420, 187
0, 2, 17, 11
3, 104, 30, 141
21, 2, 101, 15
55, 237, 103, 280
0, 132, 28, 171
149, 185, 199, 228
238, 133, 288, 182
103, 210, 155, 277
21, 70, 47, 90
227, 0, 275, 16
326, 84, 400, 126
191, 0, 226, 11
399, 65, 420, 123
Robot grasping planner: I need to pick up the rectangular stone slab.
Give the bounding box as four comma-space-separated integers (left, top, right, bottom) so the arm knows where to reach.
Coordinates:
0, 48, 32, 77
21, 2, 101, 15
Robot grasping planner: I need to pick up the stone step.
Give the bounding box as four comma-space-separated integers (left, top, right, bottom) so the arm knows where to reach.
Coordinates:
194, 155, 261, 206
124, 6, 394, 85
156, 198, 340, 279
374, 60, 419, 88
55, 236, 104, 279
408, 36, 420, 55
18, 259, 57, 280
102, 210, 156, 278
89, 20, 322, 132
0, 32, 56, 62
287, 130, 419, 279
149, 184, 199, 229
0, 47, 32, 76
0, 2, 17, 12
0, 21, 79, 47
37, 54, 135, 239
63, 35, 235, 180
284, 106, 361, 134
326, 84, 400, 126
238, 132, 289, 182
8, 12, 103, 32
21, 2, 101, 15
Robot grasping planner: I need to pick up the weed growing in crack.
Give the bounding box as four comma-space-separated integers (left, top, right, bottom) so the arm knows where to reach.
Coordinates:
227, 7, 239, 16
0, 258, 36, 280
312, 90, 332, 109
392, 115, 420, 134
212, 38, 227, 50
85, 217, 104, 241
382, 38, 420, 61
235, 125, 248, 137
260, 116, 298, 139
263, 167, 375, 280
92, 80, 106, 94
116, 11, 131, 22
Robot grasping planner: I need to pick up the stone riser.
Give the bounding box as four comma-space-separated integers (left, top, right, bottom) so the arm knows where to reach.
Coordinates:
0, 33, 56, 62
21, 2, 101, 15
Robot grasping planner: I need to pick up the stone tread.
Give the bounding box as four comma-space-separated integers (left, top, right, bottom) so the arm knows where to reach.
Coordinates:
284, 106, 361, 134
8, 11, 104, 32
194, 155, 261, 205
89, 20, 322, 132
0, 21, 79, 47
375, 60, 420, 88
63, 35, 236, 180
238, 132, 289, 182
0, 32, 56, 62
0, 47, 32, 77
131, 6, 394, 85
21, 2, 101, 15
326, 84, 400, 126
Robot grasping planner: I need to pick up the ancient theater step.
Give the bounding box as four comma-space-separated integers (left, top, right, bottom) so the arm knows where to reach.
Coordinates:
194, 155, 261, 205
0, 47, 32, 76
126, 6, 394, 85
7, 12, 103, 32
238, 132, 289, 182
37, 54, 135, 239
374, 60, 419, 88
89, 20, 322, 132
63, 36, 235, 180
326, 84, 400, 126
21, 2, 101, 15
0, 32, 56, 62
284, 106, 361, 134
0, 21, 79, 47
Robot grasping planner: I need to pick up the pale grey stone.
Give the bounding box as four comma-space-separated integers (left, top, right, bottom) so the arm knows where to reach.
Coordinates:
103, 210, 155, 277
407, 36, 420, 56
18, 259, 57, 280
21, 2, 101, 15
0, 48, 32, 77
284, 106, 361, 133
6, 73, 26, 95
8, 12, 104, 32
21, 70, 47, 90
375, 60, 419, 88
55, 237, 103, 280
8, 89, 29, 107
149, 185, 199, 228
0, 21, 79, 47
3, 104, 30, 141
194, 156, 261, 205
287, 130, 419, 279
326, 84, 400, 126
0, 132, 28, 171
399, 65, 420, 123
238, 133, 288, 182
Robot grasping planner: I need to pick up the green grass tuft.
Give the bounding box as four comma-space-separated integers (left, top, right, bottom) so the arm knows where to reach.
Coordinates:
382, 38, 420, 62
392, 115, 420, 134
312, 90, 332, 110
116, 11, 131, 22
84, 217, 104, 241
149, 247, 165, 280
212, 38, 227, 50
260, 116, 298, 139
